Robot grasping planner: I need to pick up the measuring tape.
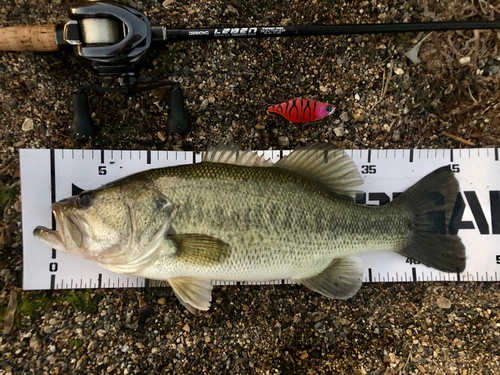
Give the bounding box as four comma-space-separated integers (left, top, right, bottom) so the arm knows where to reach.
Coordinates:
20, 148, 500, 290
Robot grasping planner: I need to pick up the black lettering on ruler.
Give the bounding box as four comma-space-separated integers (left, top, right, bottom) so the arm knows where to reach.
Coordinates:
449, 192, 475, 235
355, 193, 366, 204
280, 150, 283, 159
369, 192, 390, 206
464, 191, 489, 234
490, 191, 500, 234
98, 273, 102, 289
147, 150, 151, 165
367, 149, 372, 163
101, 149, 105, 164
412, 267, 417, 282
450, 149, 454, 162
368, 268, 373, 282
409, 149, 414, 163
192, 151, 197, 164
72, 183, 84, 196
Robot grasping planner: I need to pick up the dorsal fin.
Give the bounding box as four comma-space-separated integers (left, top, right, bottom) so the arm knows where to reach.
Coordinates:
274, 143, 363, 198
203, 142, 273, 167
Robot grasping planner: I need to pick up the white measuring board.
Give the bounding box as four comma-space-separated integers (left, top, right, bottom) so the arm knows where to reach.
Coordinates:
20, 148, 500, 290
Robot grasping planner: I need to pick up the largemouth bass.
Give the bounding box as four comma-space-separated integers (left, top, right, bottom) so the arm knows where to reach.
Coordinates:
34, 143, 466, 313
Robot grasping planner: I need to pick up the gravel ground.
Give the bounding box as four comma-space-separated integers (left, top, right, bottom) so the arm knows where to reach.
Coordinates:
1, 0, 500, 373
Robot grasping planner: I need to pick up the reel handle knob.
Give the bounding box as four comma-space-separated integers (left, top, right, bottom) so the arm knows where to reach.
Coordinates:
71, 90, 96, 140
167, 83, 190, 134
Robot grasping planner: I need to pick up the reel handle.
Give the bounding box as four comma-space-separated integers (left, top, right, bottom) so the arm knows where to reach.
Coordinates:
71, 91, 96, 140
0, 25, 58, 51
167, 83, 191, 134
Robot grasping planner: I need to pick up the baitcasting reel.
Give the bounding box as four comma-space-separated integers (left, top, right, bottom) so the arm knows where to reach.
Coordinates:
58, 2, 190, 139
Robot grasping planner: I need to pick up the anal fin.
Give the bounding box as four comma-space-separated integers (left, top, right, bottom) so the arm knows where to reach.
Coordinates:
298, 256, 363, 299
169, 277, 213, 314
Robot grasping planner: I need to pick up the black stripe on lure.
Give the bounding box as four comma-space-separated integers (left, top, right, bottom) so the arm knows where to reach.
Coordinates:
268, 99, 335, 123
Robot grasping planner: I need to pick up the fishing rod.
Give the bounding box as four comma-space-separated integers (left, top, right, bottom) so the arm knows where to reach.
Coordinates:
1, 2, 499, 139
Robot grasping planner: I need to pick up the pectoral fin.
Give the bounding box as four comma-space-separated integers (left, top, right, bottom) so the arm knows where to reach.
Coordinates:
168, 233, 230, 266
169, 277, 213, 314
298, 256, 363, 299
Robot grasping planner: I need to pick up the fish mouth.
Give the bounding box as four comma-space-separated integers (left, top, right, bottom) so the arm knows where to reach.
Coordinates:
33, 204, 88, 253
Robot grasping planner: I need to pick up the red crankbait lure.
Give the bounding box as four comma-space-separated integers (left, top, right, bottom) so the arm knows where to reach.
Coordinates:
267, 99, 335, 123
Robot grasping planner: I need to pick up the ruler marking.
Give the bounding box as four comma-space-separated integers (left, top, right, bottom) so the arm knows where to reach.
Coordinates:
495, 148, 498, 161
450, 149, 454, 162
50, 275, 55, 290
368, 268, 373, 282
98, 273, 102, 289
412, 268, 417, 282
280, 150, 284, 159
367, 150, 372, 163
147, 151, 151, 165
100, 149, 105, 163
192, 151, 196, 164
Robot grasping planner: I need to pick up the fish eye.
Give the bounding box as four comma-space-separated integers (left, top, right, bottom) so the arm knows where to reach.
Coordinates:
326, 105, 333, 112
77, 192, 93, 209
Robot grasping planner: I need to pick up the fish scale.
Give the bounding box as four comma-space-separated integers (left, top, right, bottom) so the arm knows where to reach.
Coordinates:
140, 162, 412, 281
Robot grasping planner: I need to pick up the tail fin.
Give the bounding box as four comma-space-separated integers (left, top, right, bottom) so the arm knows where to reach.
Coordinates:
391, 166, 466, 273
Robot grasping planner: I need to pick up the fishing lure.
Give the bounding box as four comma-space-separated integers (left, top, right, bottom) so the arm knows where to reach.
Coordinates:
267, 99, 335, 123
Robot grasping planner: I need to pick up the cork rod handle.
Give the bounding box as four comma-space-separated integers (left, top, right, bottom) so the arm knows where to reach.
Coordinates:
0, 25, 58, 51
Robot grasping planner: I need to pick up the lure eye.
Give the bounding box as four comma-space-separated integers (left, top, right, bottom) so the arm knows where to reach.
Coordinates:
326, 105, 333, 112
77, 192, 93, 209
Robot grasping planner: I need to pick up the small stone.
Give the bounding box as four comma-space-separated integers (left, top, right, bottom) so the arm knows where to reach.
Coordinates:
75, 315, 86, 323
278, 136, 289, 148
354, 93, 360, 101
49, 318, 58, 325
335, 87, 343, 96
459, 56, 471, 65
22, 118, 34, 131
392, 129, 401, 142
295, 73, 302, 84
107, 365, 116, 373
204, 336, 211, 343
162, 0, 174, 7
158, 297, 166, 305
49, 345, 56, 353
333, 127, 343, 137
352, 109, 365, 122
200, 99, 209, 111
97, 329, 106, 338
14, 200, 22, 213
354, 36, 363, 43
121, 344, 129, 353
339, 112, 349, 122
255, 124, 266, 130
437, 297, 452, 309
208, 96, 215, 104
87, 341, 98, 351
394, 68, 404, 75
29, 335, 43, 352
135, 342, 145, 349
183, 324, 190, 333
43, 326, 52, 334
417, 365, 427, 373
319, 85, 328, 93
300, 352, 308, 359
226, 321, 233, 328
